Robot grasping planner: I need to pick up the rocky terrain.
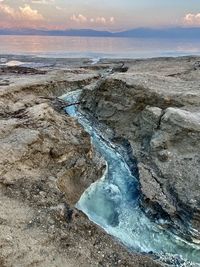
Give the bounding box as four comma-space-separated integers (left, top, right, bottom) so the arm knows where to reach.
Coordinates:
0, 56, 162, 267
81, 56, 200, 243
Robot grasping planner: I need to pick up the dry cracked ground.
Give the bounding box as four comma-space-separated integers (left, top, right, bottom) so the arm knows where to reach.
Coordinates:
0, 55, 200, 267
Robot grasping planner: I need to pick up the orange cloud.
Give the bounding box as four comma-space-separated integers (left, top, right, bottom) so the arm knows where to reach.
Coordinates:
183, 13, 200, 26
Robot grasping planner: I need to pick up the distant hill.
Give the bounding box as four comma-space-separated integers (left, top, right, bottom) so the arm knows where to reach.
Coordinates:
0, 27, 200, 38
0, 28, 113, 37
113, 27, 200, 38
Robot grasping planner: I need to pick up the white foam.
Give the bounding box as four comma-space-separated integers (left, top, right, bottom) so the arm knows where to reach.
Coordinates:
5, 60, 25, 67
90, 57, 101, 65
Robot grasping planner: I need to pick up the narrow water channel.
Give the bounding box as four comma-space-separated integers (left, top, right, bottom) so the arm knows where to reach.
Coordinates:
60, 90, 200, 266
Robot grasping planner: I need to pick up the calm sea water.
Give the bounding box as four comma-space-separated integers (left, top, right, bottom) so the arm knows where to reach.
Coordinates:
0, 35, 200, 59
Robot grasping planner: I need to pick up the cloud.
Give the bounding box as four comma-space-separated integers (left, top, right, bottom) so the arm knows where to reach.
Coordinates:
55, 6, 62, 11
96, 16, 106, 24
71, 13, 115, 26
70, 14, 87, 23
110, 17, 115, 24
31, 0, 55, 4
0, 3, 44, 21
0, 3, 15, 17
183, 13, 200, 26
19, 4, 44, 20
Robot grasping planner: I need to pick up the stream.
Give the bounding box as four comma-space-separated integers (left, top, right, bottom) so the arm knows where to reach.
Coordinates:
60, 90, 200, 267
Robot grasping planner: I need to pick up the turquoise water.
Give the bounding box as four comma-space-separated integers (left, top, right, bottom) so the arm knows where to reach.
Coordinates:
61, 91, 200, 266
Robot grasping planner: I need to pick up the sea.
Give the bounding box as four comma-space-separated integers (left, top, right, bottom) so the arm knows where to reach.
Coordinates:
0, 35, 200, 59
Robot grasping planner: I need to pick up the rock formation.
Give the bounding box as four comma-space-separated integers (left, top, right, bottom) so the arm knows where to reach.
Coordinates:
81, 56, 200, 242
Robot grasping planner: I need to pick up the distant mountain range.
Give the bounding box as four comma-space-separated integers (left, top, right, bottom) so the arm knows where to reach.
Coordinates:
0, 27, 200, 38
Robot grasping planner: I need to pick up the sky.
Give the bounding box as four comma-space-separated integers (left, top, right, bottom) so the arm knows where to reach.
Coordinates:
0, 0, 200, 31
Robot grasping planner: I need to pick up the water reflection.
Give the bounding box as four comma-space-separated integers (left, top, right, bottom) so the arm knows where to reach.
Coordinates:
0, 35, 200, 58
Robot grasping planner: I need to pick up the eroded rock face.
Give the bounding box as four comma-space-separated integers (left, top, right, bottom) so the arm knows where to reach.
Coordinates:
0, 63, 104, 206
81, 57, 200, 240
0, 103, 104, 205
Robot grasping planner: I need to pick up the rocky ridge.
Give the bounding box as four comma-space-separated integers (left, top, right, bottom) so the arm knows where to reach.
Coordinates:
81, 56, 200, 242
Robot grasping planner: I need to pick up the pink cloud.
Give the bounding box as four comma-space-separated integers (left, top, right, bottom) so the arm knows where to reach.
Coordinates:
0, 2, 44, 28
0, 3, 15, 17
19, 5, 44, 21
0, 3, 44, 21
183, 13, 200, 26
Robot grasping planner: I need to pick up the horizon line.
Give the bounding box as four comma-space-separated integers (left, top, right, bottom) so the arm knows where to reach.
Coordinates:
1, 27, 200, 39
1, 26, 200, 32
